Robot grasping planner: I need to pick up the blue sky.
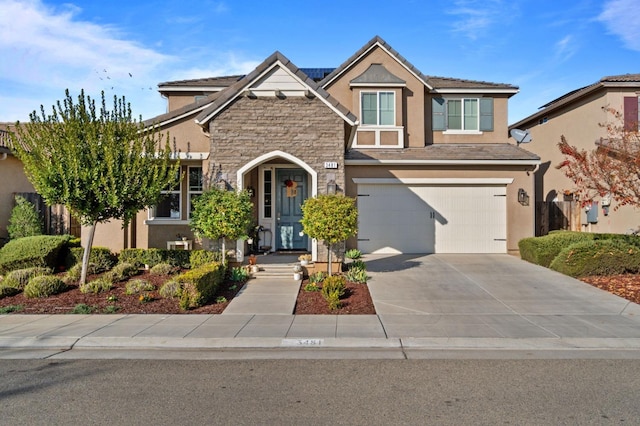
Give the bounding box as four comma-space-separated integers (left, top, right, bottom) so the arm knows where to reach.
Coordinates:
1, 0, 638, 125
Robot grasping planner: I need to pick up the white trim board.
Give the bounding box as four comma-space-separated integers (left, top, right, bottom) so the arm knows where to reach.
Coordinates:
352, 178, 514, 185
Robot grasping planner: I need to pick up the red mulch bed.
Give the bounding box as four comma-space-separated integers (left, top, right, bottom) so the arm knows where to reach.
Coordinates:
293, 280, 376, 315
0, 270, 376, 315
580, 275, 640, 305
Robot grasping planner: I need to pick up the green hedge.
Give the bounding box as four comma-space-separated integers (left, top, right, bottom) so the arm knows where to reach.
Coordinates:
0, 235, 71, 274
118, 248, 191, 268
518, 231, 595, 267
550, 239, 640, 277
175, 262, 225, 310
66, 247, 117, 272
23, 275, 67, 298
189, 250, 222, 269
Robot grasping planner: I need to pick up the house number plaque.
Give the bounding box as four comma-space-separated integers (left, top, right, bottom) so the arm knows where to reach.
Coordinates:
324, 162, 338, 169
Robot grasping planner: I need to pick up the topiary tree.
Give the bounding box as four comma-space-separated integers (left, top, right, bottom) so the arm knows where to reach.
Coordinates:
300, 194, 358, 276
8, 196, 44, 239
12, 89, 180, 284
189, 187, 253, 267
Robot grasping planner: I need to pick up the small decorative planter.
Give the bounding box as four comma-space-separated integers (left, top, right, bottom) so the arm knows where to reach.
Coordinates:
300, 260, 309, 266
251, 265, 260, 274
293, 272, 303, 280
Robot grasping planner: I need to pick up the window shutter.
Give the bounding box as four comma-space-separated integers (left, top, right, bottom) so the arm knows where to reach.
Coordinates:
624, 97, 639, 132
479, 98, 494, 131
432, 97, 446, 131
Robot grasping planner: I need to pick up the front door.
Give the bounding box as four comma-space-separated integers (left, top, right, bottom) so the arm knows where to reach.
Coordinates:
276, 169, 308, 250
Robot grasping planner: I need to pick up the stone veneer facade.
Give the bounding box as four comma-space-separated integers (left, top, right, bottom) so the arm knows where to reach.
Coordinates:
206, 95, 349, 261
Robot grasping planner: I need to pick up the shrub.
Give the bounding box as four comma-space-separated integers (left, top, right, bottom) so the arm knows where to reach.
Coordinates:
159, 279, 182, 299
349, 259, 366, 271
345, 267, 368, 283
0, 235, 71, 274
321, 275, 346, 310
150, 263, 178, 276
106, 262, 139, 282
125, 279, 155, 295
118, 248, 147, 268
23, 275, 67, 298
70, 304, 96, 314
518, 232, 594, 267
0, 283, 22, 298
79, 277, 113, 294
143, 248, 165, 268
7, 196, 43, 239
550, 239, 640, 277
175, 262, 225, 310
63, 263, 82, 284
0, 305, 24, 314
3, 266, 52, 290
303, 282, 321, 292
66, 247, 116, 272
189, 250, 221, 269
345, 249, 362, 260
309, 271, 326, 284
230, 266, 250, 282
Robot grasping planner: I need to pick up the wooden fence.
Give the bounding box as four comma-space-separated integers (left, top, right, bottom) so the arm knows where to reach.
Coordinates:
536, 201, 581, 236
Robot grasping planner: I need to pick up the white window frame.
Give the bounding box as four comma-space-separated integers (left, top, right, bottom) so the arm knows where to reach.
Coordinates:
360, 91, 396, 126
148, 168, 182, 222
443, 97, 481, 134
187, 166, 203, 219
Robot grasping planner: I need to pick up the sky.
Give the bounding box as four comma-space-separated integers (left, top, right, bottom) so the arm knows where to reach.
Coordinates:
1, 0, 639, 125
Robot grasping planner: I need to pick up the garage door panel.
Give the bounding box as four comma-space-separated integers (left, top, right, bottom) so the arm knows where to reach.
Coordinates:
357, 184, 506, 254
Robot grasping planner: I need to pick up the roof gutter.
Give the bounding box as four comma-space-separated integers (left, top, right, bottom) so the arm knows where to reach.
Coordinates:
345, 158, 541, 166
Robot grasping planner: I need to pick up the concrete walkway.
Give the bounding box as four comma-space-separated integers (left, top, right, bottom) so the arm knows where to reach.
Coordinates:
2, 254, 640, 359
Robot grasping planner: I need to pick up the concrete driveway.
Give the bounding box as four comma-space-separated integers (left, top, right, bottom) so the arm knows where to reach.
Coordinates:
366, 254, 640, 339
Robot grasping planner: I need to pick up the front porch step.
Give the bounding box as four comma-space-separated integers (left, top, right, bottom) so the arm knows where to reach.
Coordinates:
249, 263, 307, 280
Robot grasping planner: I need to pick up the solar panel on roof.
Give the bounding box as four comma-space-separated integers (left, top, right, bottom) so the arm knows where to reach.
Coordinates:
299, 68, 335, 81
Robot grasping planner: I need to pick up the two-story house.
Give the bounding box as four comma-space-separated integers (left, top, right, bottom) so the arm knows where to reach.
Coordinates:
88, 36, 540, 259
510, 74, 640, 236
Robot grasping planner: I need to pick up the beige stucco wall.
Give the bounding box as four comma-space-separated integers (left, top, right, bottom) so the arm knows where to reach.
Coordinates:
0, 155, 37, 239
324, 46, 427, 148
514, 88, 640, 234
345, 164, 536, 254
431, 94, 511, 144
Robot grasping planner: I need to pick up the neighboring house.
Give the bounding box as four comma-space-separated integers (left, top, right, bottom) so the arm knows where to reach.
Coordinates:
509, 74, 640, 236
0, 123, 79, 241
0, 123, 37, 242
89, 35, 540, 258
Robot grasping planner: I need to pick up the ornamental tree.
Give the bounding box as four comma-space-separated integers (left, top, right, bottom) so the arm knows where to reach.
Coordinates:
12, 89, 179, 284
300, 194, 358, 275
189, 187, 254, 266
557, 107, 640, 212
8, 196, 44, 239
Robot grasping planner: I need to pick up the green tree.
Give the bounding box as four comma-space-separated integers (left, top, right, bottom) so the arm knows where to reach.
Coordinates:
300, 194, 358, 275
12, 89, 179, 284
190, 187, 253, 266
7, 196, 44, 239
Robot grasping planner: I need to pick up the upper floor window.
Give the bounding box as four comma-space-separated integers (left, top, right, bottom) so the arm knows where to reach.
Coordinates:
361, 91, 395, 126
154, 170, 181, 219
624, 96, 639, 132
432, 97, 494, 132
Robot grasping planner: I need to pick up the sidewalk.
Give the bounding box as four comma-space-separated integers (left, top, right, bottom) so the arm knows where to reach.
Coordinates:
2, 254, 640, 360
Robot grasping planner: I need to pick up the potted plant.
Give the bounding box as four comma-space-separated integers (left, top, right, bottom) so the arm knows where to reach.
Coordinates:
298, 253, 312, 266
248, 254, 259, 273
293, 264, 303, 280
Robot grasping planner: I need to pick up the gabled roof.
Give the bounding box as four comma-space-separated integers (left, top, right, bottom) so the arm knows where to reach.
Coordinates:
142, 91, 223, 128
157, 75, 244, 92
510, 73, 640, 129
195, 51, 357, 126
321, 35, 517, 94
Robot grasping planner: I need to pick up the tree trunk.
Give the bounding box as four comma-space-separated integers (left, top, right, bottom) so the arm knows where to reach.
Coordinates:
221, 237, 227, 269
80, 221, 97, 285
327, 242, 332, 276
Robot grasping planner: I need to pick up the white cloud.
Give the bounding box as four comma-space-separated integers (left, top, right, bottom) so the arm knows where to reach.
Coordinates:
0, 0, 173, 120
447, 0, 515, 40
168, 53, 260, 81
598, 0, 640, 51
554, 35, 578, 61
